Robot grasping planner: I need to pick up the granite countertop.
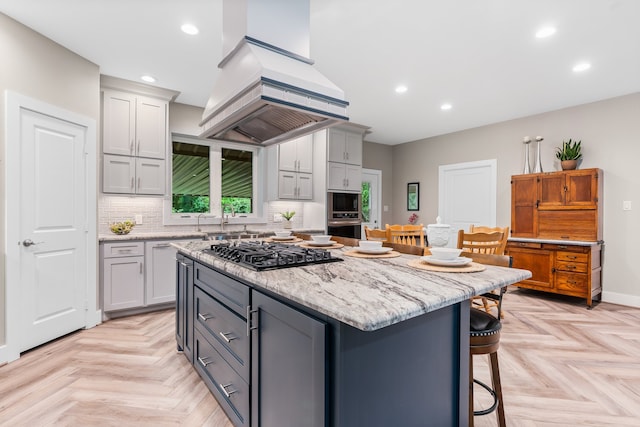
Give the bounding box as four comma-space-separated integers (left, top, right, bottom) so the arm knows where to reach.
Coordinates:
175, 241, 532, 332
508, 237, 603, 246
98, 229, 324, 242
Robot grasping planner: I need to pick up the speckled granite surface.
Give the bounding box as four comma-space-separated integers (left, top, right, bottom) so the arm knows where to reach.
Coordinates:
175, 241, 532, 332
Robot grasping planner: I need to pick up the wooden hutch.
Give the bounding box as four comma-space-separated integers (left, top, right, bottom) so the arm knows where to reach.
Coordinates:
507, 168, 603, 307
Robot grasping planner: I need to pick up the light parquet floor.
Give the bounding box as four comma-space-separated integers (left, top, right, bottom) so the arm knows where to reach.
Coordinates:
1, 289, 639, 426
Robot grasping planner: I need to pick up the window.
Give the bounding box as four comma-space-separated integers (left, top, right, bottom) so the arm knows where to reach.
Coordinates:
165, 135, 260, 223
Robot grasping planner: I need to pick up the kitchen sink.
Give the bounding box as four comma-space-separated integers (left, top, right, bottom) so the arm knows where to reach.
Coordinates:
202, 232, 263, 241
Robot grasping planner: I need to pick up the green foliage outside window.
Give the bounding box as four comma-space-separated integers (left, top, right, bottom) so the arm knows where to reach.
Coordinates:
173, 195, 209, 213
361, 182, 370, 222
221, 197, 252, 214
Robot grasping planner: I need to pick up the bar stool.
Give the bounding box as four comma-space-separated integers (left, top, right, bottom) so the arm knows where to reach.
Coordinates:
470, 306, 505, 426
463, 251, 510, 427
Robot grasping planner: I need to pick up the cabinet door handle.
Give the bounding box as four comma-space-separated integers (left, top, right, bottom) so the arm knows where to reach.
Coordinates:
198, 312, 213, 321
130, 177, 134, 190
137, 177, 141, 190
137, 139, 140, 155
197, 356, 213, 367
139, 262, 143, 274
247, 305, 259, 336
130, 140, 134, 154
220, 383, 237, 398
219, 331, 236, 343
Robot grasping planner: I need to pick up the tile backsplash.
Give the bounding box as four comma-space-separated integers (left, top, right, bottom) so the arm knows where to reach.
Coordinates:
99, 195, 319, 234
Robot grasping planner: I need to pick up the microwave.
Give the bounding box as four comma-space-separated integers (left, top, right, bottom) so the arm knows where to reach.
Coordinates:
328, 192, 361, 221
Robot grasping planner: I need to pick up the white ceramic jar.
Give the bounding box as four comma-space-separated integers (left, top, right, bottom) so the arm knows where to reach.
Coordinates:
426, 216, 451, 247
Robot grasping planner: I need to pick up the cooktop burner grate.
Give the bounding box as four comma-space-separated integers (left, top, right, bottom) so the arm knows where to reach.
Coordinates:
204, 241, 343, 271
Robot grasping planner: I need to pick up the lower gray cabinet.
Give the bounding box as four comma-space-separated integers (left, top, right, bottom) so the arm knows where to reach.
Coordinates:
183, 261, 326, 427
250, 290, 326, 427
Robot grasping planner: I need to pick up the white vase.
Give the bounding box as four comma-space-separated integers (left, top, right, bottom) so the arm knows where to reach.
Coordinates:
283, 220, 292, 229
533, 140, 543, 173
522, 142, 531, 174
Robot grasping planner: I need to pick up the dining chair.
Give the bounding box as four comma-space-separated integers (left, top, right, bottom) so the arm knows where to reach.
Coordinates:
385, 224, 425, 247
462, 252, 511, 427
330, 236, 360, 247
382, 241, 424, 256
457, 229, 509, 317
468, 225, 510, 255
364, 226, 388, 241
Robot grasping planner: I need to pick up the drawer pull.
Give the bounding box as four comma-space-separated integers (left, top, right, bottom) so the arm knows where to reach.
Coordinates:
220, 383, 238, 398
219, 331, 236, 343
566, 265, 577, 270
558, 245, 568, 249
198, 312, 213, 321
567, 255, 577, 259
568, 280, 578, 285
197, 356, 213, 367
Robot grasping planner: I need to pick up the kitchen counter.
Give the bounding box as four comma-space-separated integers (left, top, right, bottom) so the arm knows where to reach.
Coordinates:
99, 228, 323, 242
508, 237, 603, 246
176, 240, 531, 331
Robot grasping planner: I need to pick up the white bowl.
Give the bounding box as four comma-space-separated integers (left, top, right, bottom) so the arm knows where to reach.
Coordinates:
429, 247, 462, 260
358, 240, 383, 250
311, 235, 332, 244
274, 231, 291, 238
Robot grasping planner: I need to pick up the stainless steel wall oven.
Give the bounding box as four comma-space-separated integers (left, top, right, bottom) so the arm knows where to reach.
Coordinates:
327, 192, 362, 239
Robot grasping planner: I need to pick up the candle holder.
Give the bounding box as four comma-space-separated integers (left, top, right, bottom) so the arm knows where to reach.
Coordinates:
533, 136, 544, 173
522, 137, 532, 174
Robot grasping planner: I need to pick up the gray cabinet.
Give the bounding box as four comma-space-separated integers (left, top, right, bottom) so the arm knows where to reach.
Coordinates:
326, 125, 365, 193
102, 242, 145, 311
145, 241, 178, 305
101, 88, 168, 195
250, 290, 326, 427
176, 254, 194, 362
267, 134, 314, 200
185, 260, 326, 427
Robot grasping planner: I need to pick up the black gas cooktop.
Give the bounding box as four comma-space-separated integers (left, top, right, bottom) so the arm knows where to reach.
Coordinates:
204, 241, 343, 271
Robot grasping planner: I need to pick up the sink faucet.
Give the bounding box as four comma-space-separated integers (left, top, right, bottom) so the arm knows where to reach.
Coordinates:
197, 213, 206, 232
221, 204, 235, 232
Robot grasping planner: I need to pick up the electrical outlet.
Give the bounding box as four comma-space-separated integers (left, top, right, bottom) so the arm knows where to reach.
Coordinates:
623, 201, 632, 211
273, 213, 283, 222
135, 214, 143, 224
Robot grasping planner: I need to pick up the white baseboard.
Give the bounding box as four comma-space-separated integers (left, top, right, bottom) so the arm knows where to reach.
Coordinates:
602, 291, 640, 308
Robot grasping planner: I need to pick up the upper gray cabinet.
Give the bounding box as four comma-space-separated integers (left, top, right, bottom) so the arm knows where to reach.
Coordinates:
100, 76, 178, 195
102, 90, 168, 160
327, 127, 363, 166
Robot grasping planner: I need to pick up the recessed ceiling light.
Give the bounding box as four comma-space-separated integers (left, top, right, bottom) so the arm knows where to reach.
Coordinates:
141, 75, 156, 83
395, 85, 408, 94
535, 26, 556, 38
440, 103, 452, 111
572, 62, 591, 72
181, 23, 199, 35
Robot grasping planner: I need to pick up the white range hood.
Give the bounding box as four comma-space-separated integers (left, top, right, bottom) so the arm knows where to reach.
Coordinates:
199, 0, 349, 146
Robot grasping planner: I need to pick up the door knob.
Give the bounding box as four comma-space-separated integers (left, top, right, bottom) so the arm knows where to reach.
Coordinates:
22, 239, 43, 247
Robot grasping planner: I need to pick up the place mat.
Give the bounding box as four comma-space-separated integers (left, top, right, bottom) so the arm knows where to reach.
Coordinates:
298, 242, 345, 249
343, 249, 401, 259
407, 258, 486, 273
263, 237, 303, 243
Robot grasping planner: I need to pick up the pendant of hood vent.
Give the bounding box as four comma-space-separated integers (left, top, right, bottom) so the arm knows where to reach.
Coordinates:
199, 0, 349, 146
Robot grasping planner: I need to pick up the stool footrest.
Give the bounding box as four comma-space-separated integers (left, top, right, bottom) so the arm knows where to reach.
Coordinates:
473, 378, 499, 416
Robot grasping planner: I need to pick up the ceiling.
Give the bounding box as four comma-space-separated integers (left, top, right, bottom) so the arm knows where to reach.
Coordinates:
1, 0, 639, 145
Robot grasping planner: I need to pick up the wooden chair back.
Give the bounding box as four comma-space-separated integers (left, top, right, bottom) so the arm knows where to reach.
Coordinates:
469, 225, 510, 254
330, 236, 360, 247
383, 242, 425, 256
385, 224, 425, 247
456, 230, 506, 255
458, 250, 512, 319
364, 226, 388, 241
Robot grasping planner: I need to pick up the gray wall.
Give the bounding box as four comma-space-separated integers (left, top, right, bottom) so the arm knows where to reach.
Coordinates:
362, 141, 394, 227
0, 13, 101, 346
390, 92, 640, 305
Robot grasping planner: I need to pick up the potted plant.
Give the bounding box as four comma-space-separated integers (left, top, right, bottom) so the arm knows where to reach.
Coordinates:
281, 210, 295, 229
555, 139, 582, 170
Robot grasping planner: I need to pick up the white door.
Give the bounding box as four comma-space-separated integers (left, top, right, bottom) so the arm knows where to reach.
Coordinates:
4, 92, 97, 363
438, 160, 497, 247
361, 169, 382, 235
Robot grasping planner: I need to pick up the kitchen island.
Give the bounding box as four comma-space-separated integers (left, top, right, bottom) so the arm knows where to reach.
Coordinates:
175, 241, 531, 427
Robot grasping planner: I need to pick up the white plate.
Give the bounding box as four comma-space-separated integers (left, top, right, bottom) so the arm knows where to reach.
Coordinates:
271, 236, 295, 241
356, 247, 394, 255
307, 241, 335, 247
421, 256, 473, 266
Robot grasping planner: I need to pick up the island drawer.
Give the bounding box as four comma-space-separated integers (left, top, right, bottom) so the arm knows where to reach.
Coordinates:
194, 329, 249, 427
194, 262, 249, 318
194, 286, 249, 381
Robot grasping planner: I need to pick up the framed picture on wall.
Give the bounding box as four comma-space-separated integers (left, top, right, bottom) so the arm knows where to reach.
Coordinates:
407, 182, 419, 211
